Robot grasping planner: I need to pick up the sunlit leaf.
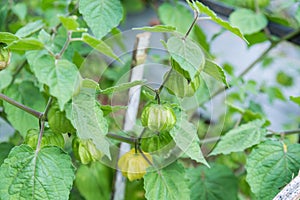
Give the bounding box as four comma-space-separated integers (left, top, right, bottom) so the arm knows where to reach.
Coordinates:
203, 59, 228, 86
82, 33, 120, 61
71, 79, 111, 159
26, 50, 81, 110
167, 36, 205, 81
187, 164, 238, 200
15, 20, 44, 38
246, 140, 300, 199
229, 9, 268, 35
79, 0, 123, 39
210, 120, 266, 156
0, 145, 75, 200
144, 162, 190, 200
170, 111, 208, 166
190, 2, 248, 43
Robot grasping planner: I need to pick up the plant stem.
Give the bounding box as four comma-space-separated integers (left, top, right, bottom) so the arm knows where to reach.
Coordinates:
9, 60, 27, 85
155, 90, 161, 104
239, 28, 300, 77
56, 31, 72, 59
137, 128, 147, 145
137, 145, 153, 166
184, 10, 199, 39
43, 97, 53, 120
0, 93, 42, 118
200, 136, 220, 144
267, 129, 300, 136
106, 133, 136, 144
207, 28, 300, 101
36, 118, 45, 152
157, 68, 172, 95
70, 38, 82, 42
143, 84, 156, 93
36, 97, 53, 152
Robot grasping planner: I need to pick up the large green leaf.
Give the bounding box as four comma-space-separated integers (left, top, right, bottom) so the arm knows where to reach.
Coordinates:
0, 32, 19, 44
158, 2, 209, 51
75, 161, 112, 200
79, 0, 123, 39
246, 140, 300, 199
229, 9, 268, 35
144, 162, 190, 200
3, 81, 46, 137
15, 20, 44, 38
11, 3, 27, 21
167, 36, 205, 81
210, 120, 266, 156
170, 111, 208, 166
187, 164, 238, 200
8, 38, 44, 51
158, 3, 193, 34
190, 2, 247, 43
82, 33, 120, 61
203, 59, 228, 86
0, 70, 12, 91
71, 79, 111, 159
26, 50, 80, 110
0, 145, 75, 200
58, 15, 80, 31
0, 143, 14, 165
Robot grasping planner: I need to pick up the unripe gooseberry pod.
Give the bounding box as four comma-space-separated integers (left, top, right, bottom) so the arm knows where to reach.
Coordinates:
141, 103, 176, 132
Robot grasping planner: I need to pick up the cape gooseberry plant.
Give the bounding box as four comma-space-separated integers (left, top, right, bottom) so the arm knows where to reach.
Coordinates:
0, 0, 300, 199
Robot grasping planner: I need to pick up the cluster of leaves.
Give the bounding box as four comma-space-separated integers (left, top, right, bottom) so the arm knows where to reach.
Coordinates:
0, 0, 299, 200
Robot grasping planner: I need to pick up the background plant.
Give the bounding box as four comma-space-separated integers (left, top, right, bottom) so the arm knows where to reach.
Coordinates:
0, 0, 300, 200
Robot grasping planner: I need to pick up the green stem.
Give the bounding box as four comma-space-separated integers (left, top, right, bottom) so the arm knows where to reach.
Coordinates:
43, 97, 53, 120
9, 60, 26, 85
157, 68, 172, 95
184, 10, 199, 39
155, 90, 161, 104
143, 84, 156, 93
137, 145, 153, 166
56, 31, 72, 59
137, 128, 147, 145
0, 93, 42, 118
36, 118, 45, 152
36, 97, 53, 152
106, 133, 136, 144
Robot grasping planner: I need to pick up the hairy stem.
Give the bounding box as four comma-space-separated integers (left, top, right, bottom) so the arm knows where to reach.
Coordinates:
0, 93, 42, 118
